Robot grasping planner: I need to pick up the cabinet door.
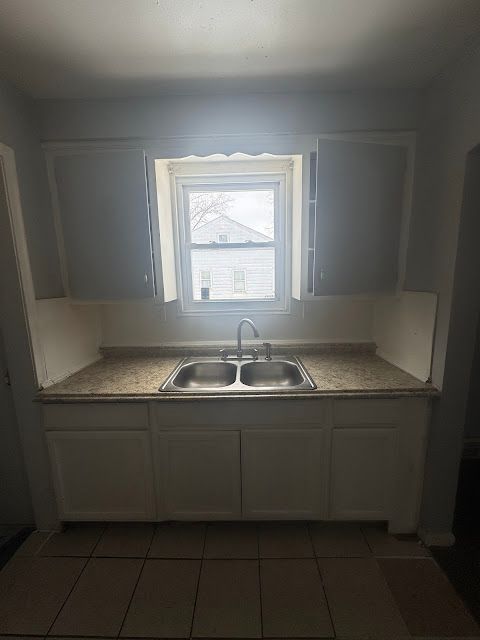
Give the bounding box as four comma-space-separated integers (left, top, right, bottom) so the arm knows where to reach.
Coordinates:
156, 431, 241, 519
46, 431, 155, 520
313, 139, 406, 295
54, 149, 155, 300
330, 428, 397, 520
242, 429, 325, 519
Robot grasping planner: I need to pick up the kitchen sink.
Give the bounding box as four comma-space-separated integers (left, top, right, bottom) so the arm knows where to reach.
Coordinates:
160, 355, 316, 393
171, 361, 237, 388
240, 360, 304, 387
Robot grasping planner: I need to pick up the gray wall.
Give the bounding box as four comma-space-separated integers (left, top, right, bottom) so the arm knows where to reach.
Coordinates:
0, 148, 57, 530
0, 79, 62, 528
0, 325, 33, 524
38, 90, 421, 140
405, 41, 480, 537
0, 80, 63, 299
464, 321, 480, 439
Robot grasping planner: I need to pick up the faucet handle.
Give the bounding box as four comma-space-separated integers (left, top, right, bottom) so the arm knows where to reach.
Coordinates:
219, 349, 229, 361
251, 348, 259, 361
263, 342, 272, 360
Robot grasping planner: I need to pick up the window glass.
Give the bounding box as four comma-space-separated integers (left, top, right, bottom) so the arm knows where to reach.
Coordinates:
189, 190, 274, 239
188, 187, 276, 302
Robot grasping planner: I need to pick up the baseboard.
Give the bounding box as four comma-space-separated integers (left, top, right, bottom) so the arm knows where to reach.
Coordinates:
418, 528, 456, 547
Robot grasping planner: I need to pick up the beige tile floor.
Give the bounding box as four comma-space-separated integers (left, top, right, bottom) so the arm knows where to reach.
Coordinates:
0, 521, 478, 639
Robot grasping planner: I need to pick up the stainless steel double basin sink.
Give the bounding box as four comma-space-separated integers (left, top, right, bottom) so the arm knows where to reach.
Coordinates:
160, 356, 316, 393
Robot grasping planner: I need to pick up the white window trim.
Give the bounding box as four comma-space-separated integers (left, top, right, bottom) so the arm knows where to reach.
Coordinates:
172, 164, 292, 315
217, 233, 229, 243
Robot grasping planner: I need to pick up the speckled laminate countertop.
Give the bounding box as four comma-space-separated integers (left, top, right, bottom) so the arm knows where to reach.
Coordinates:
38, 350, 437, 402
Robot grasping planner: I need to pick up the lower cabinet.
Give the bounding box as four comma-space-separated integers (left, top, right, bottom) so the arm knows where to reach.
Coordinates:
242, 428, 325, 519
329, 427, 397, 520
156, 430, 241, 519
43, 398, 429, 531
46, 430, 155, 520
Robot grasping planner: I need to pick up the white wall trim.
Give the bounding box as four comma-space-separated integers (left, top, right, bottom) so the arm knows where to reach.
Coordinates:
0, 142, 47, 386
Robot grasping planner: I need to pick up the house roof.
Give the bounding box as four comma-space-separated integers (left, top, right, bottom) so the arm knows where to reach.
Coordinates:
192, 214, 272, 242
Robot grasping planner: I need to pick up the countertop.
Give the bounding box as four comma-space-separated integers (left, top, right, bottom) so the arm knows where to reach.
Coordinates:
38, 349, 438, 402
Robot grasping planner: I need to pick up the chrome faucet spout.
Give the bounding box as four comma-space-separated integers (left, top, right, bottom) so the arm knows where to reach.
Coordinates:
237, 318, 260, 359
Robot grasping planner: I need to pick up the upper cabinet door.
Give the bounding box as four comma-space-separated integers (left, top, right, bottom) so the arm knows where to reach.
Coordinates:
313, 139, 407, 295
54, 150, 155, 300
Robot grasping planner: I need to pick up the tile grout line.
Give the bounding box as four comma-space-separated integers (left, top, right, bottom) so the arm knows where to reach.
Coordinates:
44, 526, 105, 638
90, 522, 109, 557
33, 530, 55, 557
371, 554, 413, 637
116, 524, 157, 639
307, 523, 336, 639
188, 522, 207, 639
359, 524, 373, 554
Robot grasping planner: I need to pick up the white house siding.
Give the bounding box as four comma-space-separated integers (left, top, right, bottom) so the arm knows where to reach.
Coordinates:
192, 247, 275, 300
191, 216, 274, 300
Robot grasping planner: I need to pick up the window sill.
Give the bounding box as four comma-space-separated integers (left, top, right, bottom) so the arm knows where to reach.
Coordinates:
173, 298, 292, 317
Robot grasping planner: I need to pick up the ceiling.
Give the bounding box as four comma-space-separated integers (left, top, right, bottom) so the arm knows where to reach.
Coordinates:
0, 0, 479, 99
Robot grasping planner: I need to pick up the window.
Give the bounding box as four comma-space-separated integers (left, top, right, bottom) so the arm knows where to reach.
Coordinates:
200, 270, 212, 299
233, 269, 246, 293
184, 182, 279, 306
167, 157, 292, 313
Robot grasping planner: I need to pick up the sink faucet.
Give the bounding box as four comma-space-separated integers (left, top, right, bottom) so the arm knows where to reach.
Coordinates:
237, 318, 260, 359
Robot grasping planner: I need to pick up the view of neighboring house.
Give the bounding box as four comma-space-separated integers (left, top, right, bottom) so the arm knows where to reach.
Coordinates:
191, 214, 275, 300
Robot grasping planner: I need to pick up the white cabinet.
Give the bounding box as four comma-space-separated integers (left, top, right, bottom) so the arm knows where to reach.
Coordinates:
312, 138, 407, 295
156, 431, 241, 520
242, 428, 325, 519
53, 149, 155, 300
43, 397, 429, 532
46, 430, 155, 521
329, 427, 397, 520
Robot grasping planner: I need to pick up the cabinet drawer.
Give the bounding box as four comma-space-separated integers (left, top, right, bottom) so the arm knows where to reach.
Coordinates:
334, 399, 399, 426
43, 403, 149, 430
154, 399, 327, 428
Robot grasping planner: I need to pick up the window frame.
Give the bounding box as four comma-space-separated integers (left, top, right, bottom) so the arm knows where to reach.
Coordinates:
217, 233, 229, 243
233, 269, 247, 293
174, 171, 289, 314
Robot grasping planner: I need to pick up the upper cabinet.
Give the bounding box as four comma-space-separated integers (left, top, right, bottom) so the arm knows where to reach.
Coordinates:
47, 136, 410, 303
310, 138, 407, 296
53, 149, 155, 300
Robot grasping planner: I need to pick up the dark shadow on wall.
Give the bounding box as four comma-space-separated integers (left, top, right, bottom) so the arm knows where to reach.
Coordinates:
432, 144, 480, 623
